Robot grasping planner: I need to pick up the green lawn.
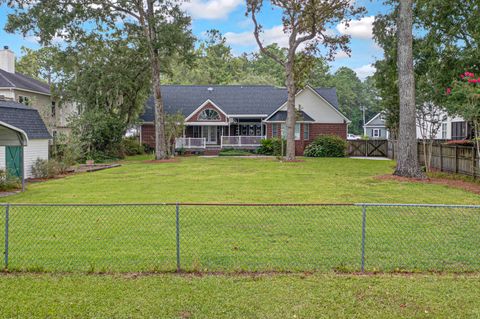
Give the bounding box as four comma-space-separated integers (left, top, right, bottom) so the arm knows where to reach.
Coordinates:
1, 273, 479, 318
3, 155, 479, 204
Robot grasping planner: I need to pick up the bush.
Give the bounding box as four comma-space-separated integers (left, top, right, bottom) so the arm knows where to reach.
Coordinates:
257, 138, 286, 156
304, 135, 347, 157
0, 170, 20, 191
31, 158, 61, 179
122, 137, 145, 156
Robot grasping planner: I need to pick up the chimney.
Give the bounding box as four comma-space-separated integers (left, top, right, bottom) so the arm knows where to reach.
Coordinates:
0, 46, 15, 73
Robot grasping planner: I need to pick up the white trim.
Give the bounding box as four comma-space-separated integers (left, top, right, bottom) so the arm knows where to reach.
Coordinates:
364, 112, 384, 127
264, 85, 351, 123
0, 120, 29, 146
0, 87, 51, 97
184, 99, 228, 122
228, 114, 268, 118
263, 120, 314, 123
185, 122, 228, 126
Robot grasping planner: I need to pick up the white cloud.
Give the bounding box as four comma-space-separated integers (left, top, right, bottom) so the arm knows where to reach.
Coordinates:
334, 51, 350, 59
182, 0, 243, 20
336, 16, 375, 40
353, 64, 375, 80
225, 25, 289, 48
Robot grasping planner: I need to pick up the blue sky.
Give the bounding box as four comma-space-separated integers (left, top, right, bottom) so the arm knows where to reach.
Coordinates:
0, 0, 389, 80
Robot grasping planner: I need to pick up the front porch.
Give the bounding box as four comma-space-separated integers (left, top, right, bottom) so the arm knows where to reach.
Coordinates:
175, 122, 266, 150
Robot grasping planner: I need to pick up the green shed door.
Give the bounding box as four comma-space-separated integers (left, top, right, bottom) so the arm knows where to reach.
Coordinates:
5, 146, 23, 178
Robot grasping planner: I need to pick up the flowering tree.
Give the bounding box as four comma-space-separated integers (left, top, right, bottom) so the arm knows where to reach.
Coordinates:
446, 71, 480, 159
416, 102, 446, 172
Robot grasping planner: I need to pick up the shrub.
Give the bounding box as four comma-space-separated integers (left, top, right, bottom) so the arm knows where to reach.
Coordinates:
257, 138, 286, 156
304, 135, 347, 157
122, 137, 145, 156
31, 158, 60, 179
0, 170, 20, 191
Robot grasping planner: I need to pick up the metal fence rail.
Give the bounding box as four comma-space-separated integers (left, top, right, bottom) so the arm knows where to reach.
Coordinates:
1, 203, 479, 273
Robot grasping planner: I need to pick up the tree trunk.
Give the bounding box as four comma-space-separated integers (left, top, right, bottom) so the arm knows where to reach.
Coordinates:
150, 56, 168, 159
284, 61, 296, 161
394, 0, 425, 178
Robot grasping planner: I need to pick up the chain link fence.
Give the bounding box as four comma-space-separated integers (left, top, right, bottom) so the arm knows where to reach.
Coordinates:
1, 203, 479, 273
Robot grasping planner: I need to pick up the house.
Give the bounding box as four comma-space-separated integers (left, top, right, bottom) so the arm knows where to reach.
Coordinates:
363, 113, 389, 139
0, 98, 51, 179
139, 85, 350, 155
417, 114, 472, 140
365, 111, 472, 140
0, 46, 76, 136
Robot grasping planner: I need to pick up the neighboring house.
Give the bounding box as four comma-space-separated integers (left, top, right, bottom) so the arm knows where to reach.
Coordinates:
365, 111, 472, 140
0, 46, 76, 136
139, 85, 350, 155
363, 113, 389, 139
416, 114, 472, 140
0, 98, 51, 178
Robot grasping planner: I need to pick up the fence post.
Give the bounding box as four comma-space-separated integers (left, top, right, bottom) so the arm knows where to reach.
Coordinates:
4, 204, 9, 270
472, 148, 476, 179
439, 144, 443, 172
455, 145, 459, 173
175, 203, 181, 272
361, 205, 366, 273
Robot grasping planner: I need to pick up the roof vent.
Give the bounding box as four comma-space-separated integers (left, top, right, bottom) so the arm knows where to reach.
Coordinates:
207, 87, 213, 92
3, 46, 8, 50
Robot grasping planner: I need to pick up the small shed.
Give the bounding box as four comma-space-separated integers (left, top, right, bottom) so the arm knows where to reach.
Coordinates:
0, 99, 51, 181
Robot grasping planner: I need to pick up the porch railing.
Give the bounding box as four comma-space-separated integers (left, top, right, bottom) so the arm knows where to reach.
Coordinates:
175, 137, 206, 149
221, 136, 265, 148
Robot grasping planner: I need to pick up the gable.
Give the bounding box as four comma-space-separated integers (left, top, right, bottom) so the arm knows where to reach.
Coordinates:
185, 100, 228, 123
365, 113, 386, 127
268, 87, 349, 123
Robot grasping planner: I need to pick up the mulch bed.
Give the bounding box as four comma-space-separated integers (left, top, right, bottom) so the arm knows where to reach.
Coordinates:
376, 174, 480, 195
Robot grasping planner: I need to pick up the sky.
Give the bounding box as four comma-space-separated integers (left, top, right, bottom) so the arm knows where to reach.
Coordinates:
0, 0, 390, 80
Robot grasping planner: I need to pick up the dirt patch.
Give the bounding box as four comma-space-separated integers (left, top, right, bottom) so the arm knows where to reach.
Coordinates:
144, 158, 180, 164
376, 174, 480, 195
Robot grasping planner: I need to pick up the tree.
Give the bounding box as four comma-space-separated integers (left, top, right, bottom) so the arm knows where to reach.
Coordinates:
395, 0, 425, 178
246, 0, 364, 160
4, 0, 194, 160
416, 102, 446, 172
447, 72, 480, 160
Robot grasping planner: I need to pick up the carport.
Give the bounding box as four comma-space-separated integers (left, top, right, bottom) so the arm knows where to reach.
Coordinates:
0, 120, 28, 192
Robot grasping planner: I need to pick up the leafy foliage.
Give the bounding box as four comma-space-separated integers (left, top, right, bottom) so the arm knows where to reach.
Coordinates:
122, 137, 145, 156
257, 138, 286, 156
304, 135, 347, 157
0, 170, 20, 191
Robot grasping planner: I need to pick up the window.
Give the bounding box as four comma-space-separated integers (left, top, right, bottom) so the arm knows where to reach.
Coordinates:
441, 123, 447, 139
303, 124, 309, 140
281, 123, 301, 140
18, 95, 30, 106
192, 126, 201, 137
373, 129, 381, 138
198, 109, 220, 121
272, 124, 278, 137
51, 101, 56, 117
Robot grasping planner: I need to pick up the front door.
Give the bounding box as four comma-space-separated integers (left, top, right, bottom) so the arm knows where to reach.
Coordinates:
202, 126, 217, 144
5, 146, 23, 179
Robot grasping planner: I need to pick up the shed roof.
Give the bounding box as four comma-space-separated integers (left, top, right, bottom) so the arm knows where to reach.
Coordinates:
0, 100, 51, 139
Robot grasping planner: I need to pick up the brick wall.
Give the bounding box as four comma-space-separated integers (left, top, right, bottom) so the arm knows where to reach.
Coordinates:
266, 122, 347, 155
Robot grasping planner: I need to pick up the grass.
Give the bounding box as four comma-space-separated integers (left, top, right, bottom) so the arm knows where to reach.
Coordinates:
0, 156, 479, 273
2, 155, 479, 204
1, 273, 480, 318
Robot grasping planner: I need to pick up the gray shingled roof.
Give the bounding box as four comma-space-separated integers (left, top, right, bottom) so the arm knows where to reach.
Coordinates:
140, 85, 339, 122
266, 110, 314, 122
0, 69, 51, 95
0, 100, 51, 139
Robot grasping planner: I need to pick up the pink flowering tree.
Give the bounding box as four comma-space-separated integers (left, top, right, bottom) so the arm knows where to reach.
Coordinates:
446, 71, 480, 159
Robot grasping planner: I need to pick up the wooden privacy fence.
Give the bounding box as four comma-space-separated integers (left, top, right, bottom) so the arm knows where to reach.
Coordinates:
348, 140, 388, 157
388, 140, 479, 179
